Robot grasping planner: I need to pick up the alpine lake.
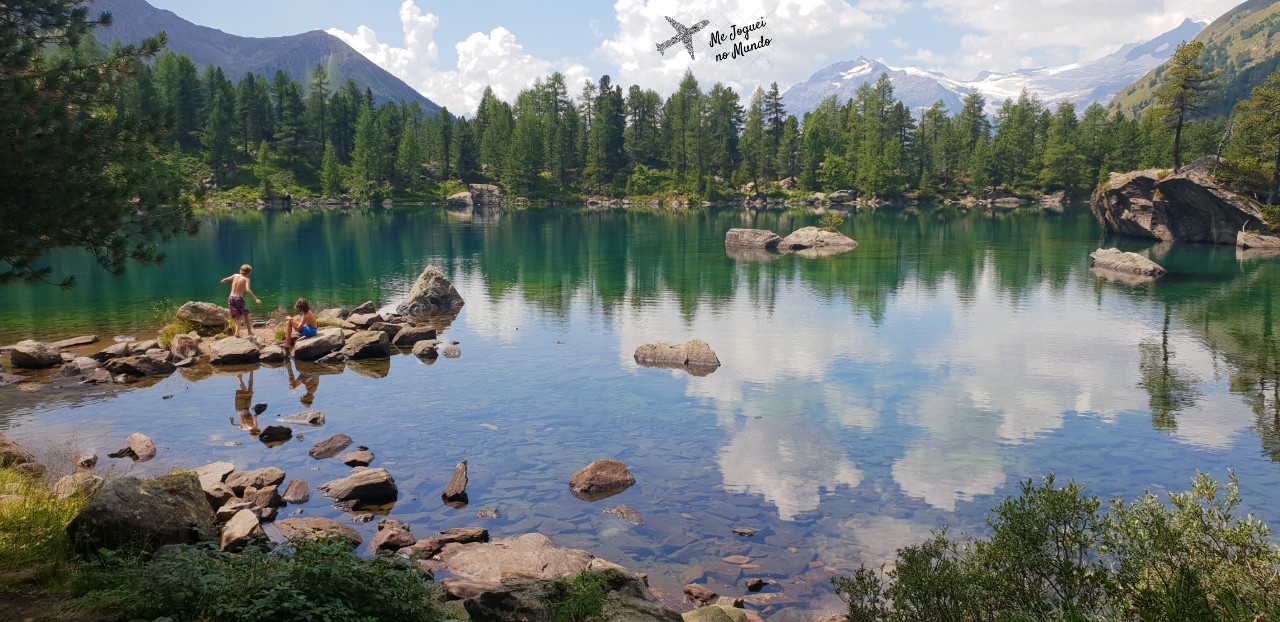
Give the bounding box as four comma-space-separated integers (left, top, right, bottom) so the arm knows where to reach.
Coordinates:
3, 201, 1280, 617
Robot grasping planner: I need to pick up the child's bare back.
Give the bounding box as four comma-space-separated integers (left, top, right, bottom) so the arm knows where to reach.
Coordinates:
227, 273, 250, 296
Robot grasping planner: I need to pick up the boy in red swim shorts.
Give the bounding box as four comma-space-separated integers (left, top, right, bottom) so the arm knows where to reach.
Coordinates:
220, 264, 262, 337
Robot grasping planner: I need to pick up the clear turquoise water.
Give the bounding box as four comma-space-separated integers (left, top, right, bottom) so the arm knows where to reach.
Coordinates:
3, 203, 1280, 616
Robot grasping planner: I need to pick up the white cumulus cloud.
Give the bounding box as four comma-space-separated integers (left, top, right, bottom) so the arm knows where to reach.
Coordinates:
327, 0, 590, 114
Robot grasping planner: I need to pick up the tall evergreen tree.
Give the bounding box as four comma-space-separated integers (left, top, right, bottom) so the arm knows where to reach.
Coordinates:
1233, 68, 1280, 202
1154, 41, 1219, 173
320, 139, 341, 198
584, 75, 626, 191
306, 64, 331, 147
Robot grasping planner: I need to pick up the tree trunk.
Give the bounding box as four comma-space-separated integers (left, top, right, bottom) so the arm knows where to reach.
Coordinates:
1173, 115, 1185, 174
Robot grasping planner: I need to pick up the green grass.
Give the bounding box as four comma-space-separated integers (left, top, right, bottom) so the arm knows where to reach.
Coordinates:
551, 569, 609, 622
157, 317, 208, 348
0, 469, 89, 573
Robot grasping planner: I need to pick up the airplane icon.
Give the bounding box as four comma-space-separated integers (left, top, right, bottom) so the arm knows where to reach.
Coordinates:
655, 16, 710, 60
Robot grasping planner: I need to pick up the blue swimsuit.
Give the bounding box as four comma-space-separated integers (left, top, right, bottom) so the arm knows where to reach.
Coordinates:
299, 324, 318, 338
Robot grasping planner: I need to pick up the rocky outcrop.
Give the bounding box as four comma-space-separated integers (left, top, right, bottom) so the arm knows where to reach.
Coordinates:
9, 340, 62, 369
778, 227, 858, 251
459, 556, 681, 622
338, 331, 390, 360
397, 266, 465, 317
225, 467, 286, 494
175, 301, 230, 334
634, 340, 721, 376
1091, 162, 1266, 244
208, 337, 260, 365
1238, 230, 1280, 249
428, 533, 594, 589
1089, 248, 1166, 278
569, 459, 636, 502
404, 527, 490, 558
319, 468, 398, 509
292, 327, 345, 360
447, 183, 505, 210
724, 229, 781, 249
67, 473, 215, 554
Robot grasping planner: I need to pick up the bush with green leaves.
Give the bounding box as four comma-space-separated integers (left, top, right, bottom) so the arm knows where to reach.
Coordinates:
833, 473, 1280, 622
820, 213, 845, 233
82, 539, 445, 622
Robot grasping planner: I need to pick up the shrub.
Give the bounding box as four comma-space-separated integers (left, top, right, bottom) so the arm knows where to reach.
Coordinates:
81, 539, 445, 622
821, 213, 845, 232
832, 473, 1280, 622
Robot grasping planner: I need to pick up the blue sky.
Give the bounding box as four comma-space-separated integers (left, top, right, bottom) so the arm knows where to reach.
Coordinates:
147, 0, 1237, 113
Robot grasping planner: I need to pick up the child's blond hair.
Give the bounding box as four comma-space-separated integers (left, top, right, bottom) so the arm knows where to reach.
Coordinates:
240, 264, 253, 275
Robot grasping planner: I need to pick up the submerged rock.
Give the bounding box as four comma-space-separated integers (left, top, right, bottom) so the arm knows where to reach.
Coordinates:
279, 410, 325, 426
309, 433, 353, 459
103, 355, 175, 378
397, 265, 465, 317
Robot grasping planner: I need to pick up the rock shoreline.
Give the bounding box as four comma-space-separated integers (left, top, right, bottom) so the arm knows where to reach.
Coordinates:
1, 430, 825, 620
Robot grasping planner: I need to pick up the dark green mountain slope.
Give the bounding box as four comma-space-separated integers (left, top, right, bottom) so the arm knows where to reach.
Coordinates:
1109, 0, 1280, 119
90, 0, 441, 113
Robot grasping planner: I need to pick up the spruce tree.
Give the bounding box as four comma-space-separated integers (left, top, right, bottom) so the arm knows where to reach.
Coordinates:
1234, 68, 1280, 202
320, 140, 341, 198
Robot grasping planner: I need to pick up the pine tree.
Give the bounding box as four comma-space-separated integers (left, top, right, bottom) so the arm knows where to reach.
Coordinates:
776, 115, 800, 180
0, 1, 193, 284
256, 140, 274, 198
307, 64, 331, 148
395, 114, 423, 194
584, 75, 626, 192
1039, 102, 1085, 194
1154, 41, 1219, 173
740, 87, 768, 191
320, 139, 341, 198
202, 78, 236, 178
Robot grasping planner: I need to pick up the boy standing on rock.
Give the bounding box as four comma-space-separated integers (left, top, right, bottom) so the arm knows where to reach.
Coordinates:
220, 264, 261, 338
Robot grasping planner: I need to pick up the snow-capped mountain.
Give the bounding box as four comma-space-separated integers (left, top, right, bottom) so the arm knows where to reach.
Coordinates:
783, 18, 1206, 117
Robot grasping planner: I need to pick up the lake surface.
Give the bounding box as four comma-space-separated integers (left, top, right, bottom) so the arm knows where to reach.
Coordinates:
4, 203, 1280, 616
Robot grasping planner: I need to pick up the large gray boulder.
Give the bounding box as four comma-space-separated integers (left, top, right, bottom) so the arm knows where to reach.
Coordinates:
318, 468, 398, 509
569, 459, 636, 502
463, 558, 681, 622
1238, 230, 1280, 249
175, 301, 230, 333
338, 331, 390, 360
396, 266, 465, 317
208, 337, 260, 365
724, 228, 781, 249
447, 184, 505, 210
1091, 162, 1266, 244
778, 227, 858, 251
10, 340, 62, 369
67, 473, 215, 554
1089, 248, 1166, 278
293, 327, 345, 361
